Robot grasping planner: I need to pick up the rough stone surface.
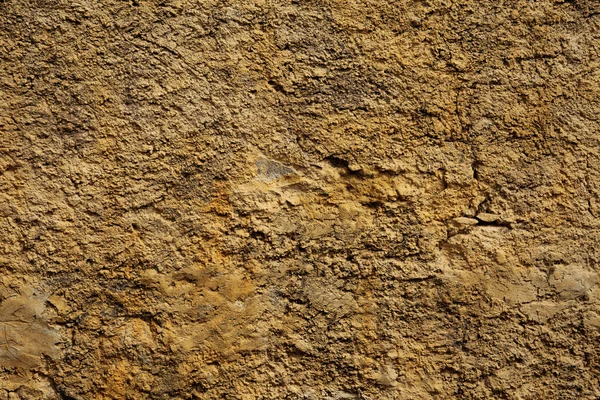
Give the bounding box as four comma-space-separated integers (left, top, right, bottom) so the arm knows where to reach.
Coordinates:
1, 0, 600, 399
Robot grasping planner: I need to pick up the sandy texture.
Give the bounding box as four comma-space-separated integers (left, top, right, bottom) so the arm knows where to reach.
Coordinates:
2, 0, 600, 398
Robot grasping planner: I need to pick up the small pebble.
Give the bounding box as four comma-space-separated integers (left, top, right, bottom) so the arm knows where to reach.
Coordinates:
477, 213, 500, 222
453, 217, 479, 225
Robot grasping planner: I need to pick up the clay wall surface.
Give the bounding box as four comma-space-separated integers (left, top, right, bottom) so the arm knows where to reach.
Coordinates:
1, 0, 600, 398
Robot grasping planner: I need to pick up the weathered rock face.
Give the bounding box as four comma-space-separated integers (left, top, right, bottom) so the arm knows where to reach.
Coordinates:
1, 0, 600, 398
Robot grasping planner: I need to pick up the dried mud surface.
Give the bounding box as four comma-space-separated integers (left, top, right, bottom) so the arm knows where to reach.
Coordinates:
2, 0, 600, 399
